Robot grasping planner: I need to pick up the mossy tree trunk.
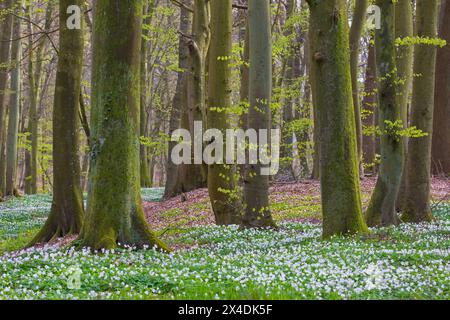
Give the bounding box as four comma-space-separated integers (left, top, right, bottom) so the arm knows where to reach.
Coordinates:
241, 0, 276, 228
365, 0, 404, 227
395, 0, 414, 209
402, 0, 439, 223
30, 0, 85, 245
0, 0, 14, 199
207, 0, 242, 225
307, 0, 367, 237
5, 3, 21, 197
432, 0, 450, 175
349, 0, 368, 177
78, 0, 168, 250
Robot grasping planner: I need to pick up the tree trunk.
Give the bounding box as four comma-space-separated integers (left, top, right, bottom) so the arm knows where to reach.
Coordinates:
307, 0, 367, 237
403, 0, 439, 223
242, 0, 276, 228
349, 0, 368, 177
78, 0, 167, 251
362, 42, 377, 172
365, 0, 404, 227
140, 1, 153, 188
164, 0, 191, 199
0, 0, 14, 199
29, 0, 85, 244
207, 0, 242, 225
5, 5, 21, 197
432, 0, 450, 175
25, 9, 39, 195
395, 0, 414, 209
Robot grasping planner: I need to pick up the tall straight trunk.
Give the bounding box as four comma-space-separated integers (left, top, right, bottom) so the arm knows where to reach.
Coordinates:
0, 0, 14, 199
309, 11, 319, 181
365, 0, 404, 227
349, 0, 368, 177
5, 6, 21, 196
242, 0, 276, 228
278, 0, 296, 180
164, 0, 191, 199
140, 1, 153, 188
403, 0, 439, 223
78, 0, 167, 250
208, 0, 242, 225
29, 0, 85, 245
182, 0, 210, 190
25, 7, 39, 195
362, 42, 377, 172
432, 0, 450, 175
307, 0, 367, 237
395, 0, 414, 208
239, 20, 249, 129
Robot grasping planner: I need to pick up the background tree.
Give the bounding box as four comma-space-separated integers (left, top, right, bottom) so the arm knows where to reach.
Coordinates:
5, 0, 21, 197
432, 0, 450, 175
78, 0, 167, 250
403, 0, 439, 223
0, 0, 14, 199
307, 0, 367, 237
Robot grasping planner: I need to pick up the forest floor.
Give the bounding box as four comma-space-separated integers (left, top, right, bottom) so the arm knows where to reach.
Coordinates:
0, 177, 449, 299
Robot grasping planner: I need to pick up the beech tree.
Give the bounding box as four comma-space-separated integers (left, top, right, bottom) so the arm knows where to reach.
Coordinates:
78, 0, 167, 250
349, 0, 368, 176
241, 0, 276, 228
0, 0, 14, 200
432, 0, 450, 175
30, 0, 85, 244
207, 0, 242, 225
403, 0, 439, 223
307, 0, 367, 237
5, 0, 21, 197
365, 0, 404, 227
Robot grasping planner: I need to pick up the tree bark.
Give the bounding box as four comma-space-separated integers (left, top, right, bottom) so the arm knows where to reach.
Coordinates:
395, 0, 414, 209
30, 0, 85, 244
207, 0, 242, 225
307, 0, 367, 237
78, 0, 168, 250
5, 3, 21, 197
349, 0, 368, 177
432, 0, 450, 175
365, 0, 404, 227
403, 0, 439, 223
0, 0, 14, 199
242, 0, 276, 228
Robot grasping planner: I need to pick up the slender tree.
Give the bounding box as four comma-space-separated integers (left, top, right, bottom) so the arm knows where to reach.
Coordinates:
432, 0, 450, 175
395, 0, 414, 209
403, 0, 439, 223
365, 0, 404, 227
5, 2, 21, 197
164, 0, 191, 199
349, 0, 368, 176
241, 0, 276, 228
78, 0, 167, 250
207, 0, 242, 225
306, 0, 367, 237
0, 0, 14, 199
